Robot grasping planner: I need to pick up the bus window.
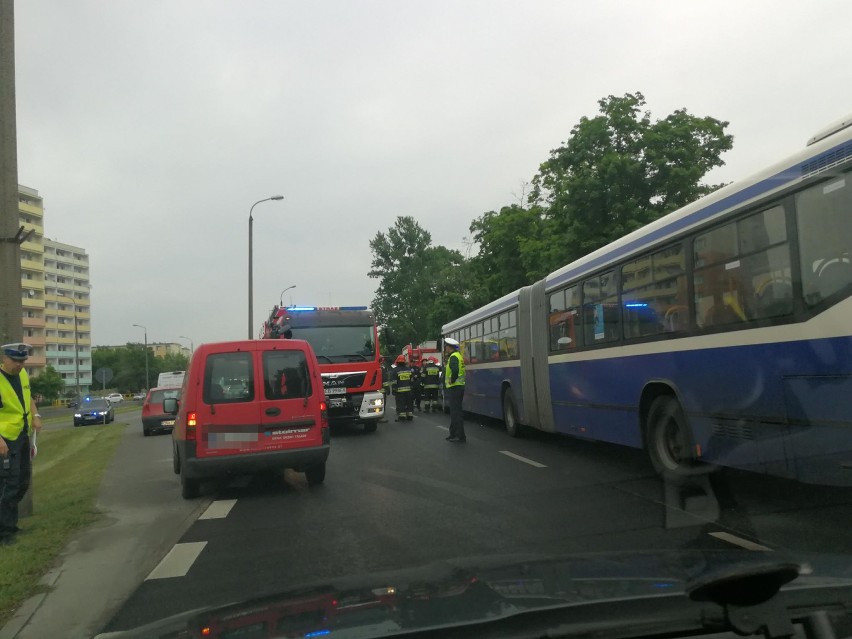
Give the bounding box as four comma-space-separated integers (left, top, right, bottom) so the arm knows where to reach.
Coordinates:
797, 174, 852, 306
621, 245, 686, 338
549, 286, 580, 351
583, 272, 620, 344
695, 205, 792, 327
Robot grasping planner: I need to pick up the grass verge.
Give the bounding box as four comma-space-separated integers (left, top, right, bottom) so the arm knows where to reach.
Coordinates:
0, 423, 125, 626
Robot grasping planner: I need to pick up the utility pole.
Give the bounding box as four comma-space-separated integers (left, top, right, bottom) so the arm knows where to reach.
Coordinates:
0, 0, 23, 346
0, 1, 32, 519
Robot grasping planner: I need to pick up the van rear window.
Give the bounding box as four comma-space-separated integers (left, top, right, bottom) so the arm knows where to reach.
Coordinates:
149, 388, 181, 404
263, 351, 312, 400
204, 352, 254, 404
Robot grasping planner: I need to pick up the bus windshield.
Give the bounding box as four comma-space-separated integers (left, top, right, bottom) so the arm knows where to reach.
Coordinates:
290, 326, 376, 361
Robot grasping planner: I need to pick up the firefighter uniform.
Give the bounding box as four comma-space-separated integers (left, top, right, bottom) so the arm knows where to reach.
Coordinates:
421, 361, 441, 413
393, 363, 415, 421
412, 365, 423, 411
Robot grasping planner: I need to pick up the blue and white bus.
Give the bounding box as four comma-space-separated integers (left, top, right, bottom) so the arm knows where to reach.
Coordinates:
443, 114, 852, 486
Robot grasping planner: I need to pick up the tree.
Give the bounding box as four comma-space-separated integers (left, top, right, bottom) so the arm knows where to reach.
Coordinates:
31, 365, 64, 401
369, 216, 466, 346
467, 204, 548, 305
530, 92, 733, 273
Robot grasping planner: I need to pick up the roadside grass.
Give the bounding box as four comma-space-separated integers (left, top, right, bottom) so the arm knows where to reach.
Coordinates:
41, 403, 139, 427
0, 423, 125, 626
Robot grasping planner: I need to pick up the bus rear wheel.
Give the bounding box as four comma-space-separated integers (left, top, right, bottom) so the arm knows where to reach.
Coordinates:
647, 396, 702, 476
503, 390, 523, 438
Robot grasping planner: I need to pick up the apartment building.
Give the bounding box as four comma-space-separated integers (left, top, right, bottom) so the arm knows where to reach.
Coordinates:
18, 185, 92, 395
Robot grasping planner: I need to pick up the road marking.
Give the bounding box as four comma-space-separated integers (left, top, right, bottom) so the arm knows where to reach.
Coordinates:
198, 499, 238, 520
435, 425, 449, 431
499, 450, 547, 468
708, 532, 772, 551
146, 542, 208, 579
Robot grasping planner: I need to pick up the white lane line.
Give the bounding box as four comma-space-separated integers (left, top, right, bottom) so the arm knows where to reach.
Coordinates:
146, 541, 208, 580
435, 425, 449, 431
708, 532, 772, 551
499, 450, 547, 468
198, 499, 238, 520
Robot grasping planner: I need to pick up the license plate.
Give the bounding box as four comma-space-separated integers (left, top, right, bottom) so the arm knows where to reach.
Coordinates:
325, 387, 347, 395
161, 420, 175, 426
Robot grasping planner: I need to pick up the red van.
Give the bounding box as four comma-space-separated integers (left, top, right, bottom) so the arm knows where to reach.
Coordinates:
164, 339, 330, 499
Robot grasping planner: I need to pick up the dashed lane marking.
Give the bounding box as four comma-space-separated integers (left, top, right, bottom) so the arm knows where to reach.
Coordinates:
198, 499, 238, 520
499, 450, 547, 468
708, 531, 772, 551
435, 425, 449, 431
145, 542, 208, 580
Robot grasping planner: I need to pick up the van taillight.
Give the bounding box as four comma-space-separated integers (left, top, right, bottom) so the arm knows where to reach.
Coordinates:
320, 401, 329, 432
187, 411, 198, 439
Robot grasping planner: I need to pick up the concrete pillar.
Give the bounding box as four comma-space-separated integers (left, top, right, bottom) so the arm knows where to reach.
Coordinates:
0, 1, 32, 518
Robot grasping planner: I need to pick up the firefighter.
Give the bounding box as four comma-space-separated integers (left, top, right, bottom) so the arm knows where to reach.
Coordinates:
392, 355, 415, 421
421, 358, 441, 413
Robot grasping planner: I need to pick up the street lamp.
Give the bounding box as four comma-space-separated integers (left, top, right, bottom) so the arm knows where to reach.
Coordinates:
57, 294, 80, 400
178, 335, 194, 356
248, 195, 285, 339
132, 323, 149, 391
279, 285, 296, 307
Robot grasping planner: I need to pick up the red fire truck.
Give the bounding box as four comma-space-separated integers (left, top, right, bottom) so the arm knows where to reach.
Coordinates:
263, 305, 385, 432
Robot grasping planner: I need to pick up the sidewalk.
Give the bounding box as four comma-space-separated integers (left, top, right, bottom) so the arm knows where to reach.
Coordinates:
0, 419, 209, 639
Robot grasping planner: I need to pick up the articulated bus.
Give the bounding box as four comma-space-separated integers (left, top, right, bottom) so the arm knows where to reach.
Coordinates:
442, 114, 852, 486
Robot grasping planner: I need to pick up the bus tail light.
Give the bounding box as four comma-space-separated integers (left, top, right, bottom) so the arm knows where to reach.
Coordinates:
186, 411, 198, 439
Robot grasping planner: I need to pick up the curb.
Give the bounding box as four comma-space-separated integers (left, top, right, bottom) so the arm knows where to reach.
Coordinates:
0, 569, 61, 639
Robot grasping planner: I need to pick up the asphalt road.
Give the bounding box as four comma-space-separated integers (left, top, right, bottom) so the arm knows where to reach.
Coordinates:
100, 401, 852, 633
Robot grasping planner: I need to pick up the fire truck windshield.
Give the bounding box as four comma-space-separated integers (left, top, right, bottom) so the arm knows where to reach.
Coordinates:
290, 326, 376, 361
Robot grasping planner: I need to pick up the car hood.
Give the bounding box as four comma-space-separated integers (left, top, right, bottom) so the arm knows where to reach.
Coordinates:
96, 550, 852, 638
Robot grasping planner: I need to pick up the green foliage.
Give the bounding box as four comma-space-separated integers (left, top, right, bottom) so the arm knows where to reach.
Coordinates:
92, 345, 189, 392
530, 91, 732, 273
369, 216, 467, 347
30, 365, 64, 401
369, 93, 733, 349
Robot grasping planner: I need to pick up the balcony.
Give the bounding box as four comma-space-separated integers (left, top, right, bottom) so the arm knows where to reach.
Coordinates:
26, 336, 46, 347
22, 316, 45, 328
19, 201, 44, 216
21, 297, 44, 309
21, 258, 43, 271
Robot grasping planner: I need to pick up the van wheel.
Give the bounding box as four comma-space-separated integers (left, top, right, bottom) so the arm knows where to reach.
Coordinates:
143, 429, 151, 437
172, 442, 181, 475
363, 421, 377, 434
305, 462, 326, 486
647, 396, 704, 476
503, 390, 523, 438
181, 473, 200, 499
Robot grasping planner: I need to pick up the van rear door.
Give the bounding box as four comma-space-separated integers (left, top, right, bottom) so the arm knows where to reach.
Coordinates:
258, 345, 323, 449
196, 343, 263, 458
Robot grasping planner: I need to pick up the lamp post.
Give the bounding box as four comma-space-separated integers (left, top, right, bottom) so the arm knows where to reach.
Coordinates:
178, 335, 193, 356
279, 285, 296, 308
57, 294, 80, 400
248, 195, 284, 339
132, 323, 149, 391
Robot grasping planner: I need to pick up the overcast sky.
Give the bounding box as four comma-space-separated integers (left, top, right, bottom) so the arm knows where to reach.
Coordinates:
13, 1, 852, 347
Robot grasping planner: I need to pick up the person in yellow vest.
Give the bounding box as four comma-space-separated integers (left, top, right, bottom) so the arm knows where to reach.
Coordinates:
0, 343, 42, 545
443, 338, 466, 443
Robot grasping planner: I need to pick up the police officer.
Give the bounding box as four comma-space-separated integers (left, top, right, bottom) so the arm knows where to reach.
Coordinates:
443, 338, 466, 442
421, 358, 441, 413
392, 356, 415, 421
0, 343, 42, 545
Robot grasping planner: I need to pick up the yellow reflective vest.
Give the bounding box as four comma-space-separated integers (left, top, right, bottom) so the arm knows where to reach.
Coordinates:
0, 368, 32, 440
444, 351, 465, 388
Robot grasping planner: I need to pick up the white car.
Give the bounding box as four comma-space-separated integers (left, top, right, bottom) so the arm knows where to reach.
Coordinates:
106, 393, 124, 403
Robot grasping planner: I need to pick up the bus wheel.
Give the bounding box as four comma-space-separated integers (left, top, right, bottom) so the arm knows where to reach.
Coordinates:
503, 390, 523, 438
363, 421, 378, 434
647, 396, 698, 476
